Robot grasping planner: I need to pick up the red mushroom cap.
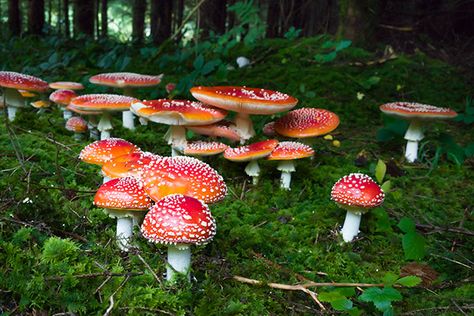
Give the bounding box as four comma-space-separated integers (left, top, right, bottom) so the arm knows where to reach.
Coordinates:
165, 83, 176, 93
331, 173, 385, 212
94, 177, 152, 211
70, 94, 138, 112
131, 99, 227, 126
380, 102, 457, 119
262, 121, 277, 137
67, 104, 103, 115
190, 86, 298, 115
139, 156, 227, 204
49, 81, 84, 90
101, 151, 160, 179
0, 71, 49, 92
66, 117, 88, 133
141, 194, 216, 246
224, 139, 279, 162
89, 72, 163, 88
184, 141, 229, 156
186, 120, 241, 142
79, 138, 141, 166
267, 141, 314, 160
275, 108, 340, 138
50, 89, 78, 106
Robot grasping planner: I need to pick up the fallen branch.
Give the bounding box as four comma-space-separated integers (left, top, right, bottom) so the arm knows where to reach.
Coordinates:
103, 275, 130, 316
416, 223, 474, 236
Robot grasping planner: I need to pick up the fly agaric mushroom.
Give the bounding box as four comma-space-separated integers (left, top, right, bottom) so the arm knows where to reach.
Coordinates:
50, 89, 77, 119
224, 139, 279, 185
262, 121, 277, 137
139, 156, 227, 204
30, 100, 51, 114
66, 116, 88, 140
267, 141, 314, 190
101, 151, 160, 179
0, 71, 49, 121
331, 173, 385, 242
79, 138, 141, 183
131, 99, 227, 156
94, 177, 152, 251
49, 81, 84, 90
89, 72, 163, 130
190, 86, 298, 143
67, 103, 103, 140
379, 102, 457, 163
141, 194, 216, 281
183, 141, 228, 157
186, 120, 241, 143
70, 94, 139, 139
274, 108, 340, 140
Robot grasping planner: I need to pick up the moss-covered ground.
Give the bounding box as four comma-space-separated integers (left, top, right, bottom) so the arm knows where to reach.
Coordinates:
0, 36, 473, 315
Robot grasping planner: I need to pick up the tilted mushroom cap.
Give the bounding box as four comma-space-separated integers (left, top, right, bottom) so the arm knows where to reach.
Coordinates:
190, 86, 298, 115
141, 194, 216, 246
90, 72, 163, 88
379, 102, 457, 119
131, 99, 227, 126
267, 141, 314, 160
66, 117, 88, 133
19, 90, 37, 98
31, 100, 51, 109
70, 94, 138, 112
50, 89, 77, 106
331, 173, 385, 212
186, 120, 241, 142
139, 156, 227, 204
101, 151, 160, 179
0, 71, 49, 92
224, 139, 279, 162
79, 138, 141, 166
49, 81, 84, 90
275, 108, 340, 138
94, 177, 152, 211
184, 141, 229, 156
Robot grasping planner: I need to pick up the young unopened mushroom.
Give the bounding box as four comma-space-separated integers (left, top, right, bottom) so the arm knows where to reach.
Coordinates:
0, 71, 49, 121
183, 141, 228, 158
267, 141, 314, 190
94, 177, 152, 251
67, 103, 102, 140
66, 116, 88, 140
380, 102, 457, 163
50, 89, 77, 119
190, 86, 298, 143
224, 139, 279, 185
141, 194, 216, 281
89, 72, 163, 130
331, 173, 385, 242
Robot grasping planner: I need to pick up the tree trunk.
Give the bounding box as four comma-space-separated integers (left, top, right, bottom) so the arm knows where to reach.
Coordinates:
74, 0, 94, 36
28, 0, 45, 35
175, 0, 184, 34
266, 0, 279, 37
63, 0, 70, 37
101, 0, 107, 38
132, 0, 146, 42
201, 0, 227, 38
8, 0, 22, 35
151, 0, 173, 44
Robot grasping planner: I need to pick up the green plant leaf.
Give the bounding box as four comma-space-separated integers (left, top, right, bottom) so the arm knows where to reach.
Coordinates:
397, 217, 415, 233
361, 76, 381, 89
402, 231, 426, 260
335, 39, 352, 51
314, 51, 337, 63
375, 159, 387, 183
381, 180, 391, 193
359, 287, 402, 312
331, 298, 353, 311
465, 143, 474, 157
396, 276, 422, 287
201, 59, 221, 75
193, 54, 204, 70
383, 272, 399, 287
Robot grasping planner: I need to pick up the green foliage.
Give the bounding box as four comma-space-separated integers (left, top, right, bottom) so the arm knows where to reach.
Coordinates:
359, 287, 402, 315
454, 96, 474, 124
377, 116, 409, 142
314, 39, 352, 63
228, 0, 266, 46
284, 27, 302, 40
398, 218, 426, 261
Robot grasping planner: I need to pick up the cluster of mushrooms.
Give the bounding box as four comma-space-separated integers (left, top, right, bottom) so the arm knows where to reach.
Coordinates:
1, 70, 459, 279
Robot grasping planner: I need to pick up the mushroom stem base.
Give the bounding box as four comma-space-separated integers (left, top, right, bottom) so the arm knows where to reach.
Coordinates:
340, 211, 362, 242
405, 140, 419, 163
165, 126, 187, 156
277, 160, 295, 190
245, 160, 260, 185
167, 245, 191, 281
116, 217, 134, 251
7, 106, 18, 122
122, 111, 135, 130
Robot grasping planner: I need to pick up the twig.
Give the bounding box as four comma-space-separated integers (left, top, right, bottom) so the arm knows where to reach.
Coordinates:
431, 254, 472, 270
46, 271, 143, 281
401, 304, 474, 315
103, 275, 130, 316
134, 251, 162, 285
451, 299, 469, 316
416, 223, 474, 236
15, 126, 73, 150
119, 307, 175, 316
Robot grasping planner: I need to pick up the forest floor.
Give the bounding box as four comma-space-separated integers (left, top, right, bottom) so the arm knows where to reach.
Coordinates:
0, 36, 473, 315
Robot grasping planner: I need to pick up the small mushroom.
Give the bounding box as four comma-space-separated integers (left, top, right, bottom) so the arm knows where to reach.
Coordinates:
49, 81, 84, 91
183, 141, 228, 157
186, 120, 241, 143
141, 194, 216, 281
65, 116, 88, 140
50, 89, 77, 119
331, 173, 385, 242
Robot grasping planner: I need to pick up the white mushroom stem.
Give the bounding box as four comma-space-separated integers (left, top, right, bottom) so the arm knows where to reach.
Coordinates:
245, 160, 260, 185
164, 126, 187, 157
61, 108, 72, 119
234, 112, 255, 144
340, 211, 362, 242
277, 160, 296, 190
98, 113, 113, 140
103, 176, 111, 184
88, 118, 99, 140
167, 244, 191, 281
404, 121, 424, 163
7, 106, 18, 122
116, 217, 134, 251
122, 111, 135, 130
4, 89, 24, 121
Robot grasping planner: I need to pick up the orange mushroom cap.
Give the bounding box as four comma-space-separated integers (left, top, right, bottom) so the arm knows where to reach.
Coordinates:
101, 151, 160, 179
275, 108, 340, 138
0, 71, 49, 92
267, 141, 314, 160
190, 86, 298, 115
90, 72, 163, 88
184, 141, 229, 156
67, 104, 103, 115
139, 156, 227, 204
66, 117, 88, 133
224, 139, 279, 162
94, 177, 152, 211
70, 94, 138, 112
79, 138, 141, 166
31, 100, 51, 109
186, 120, 241, 142
141, 194, 216, 246
49, 81, 84, 90
380, 102, 457, 119
50, 89, 77, 106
